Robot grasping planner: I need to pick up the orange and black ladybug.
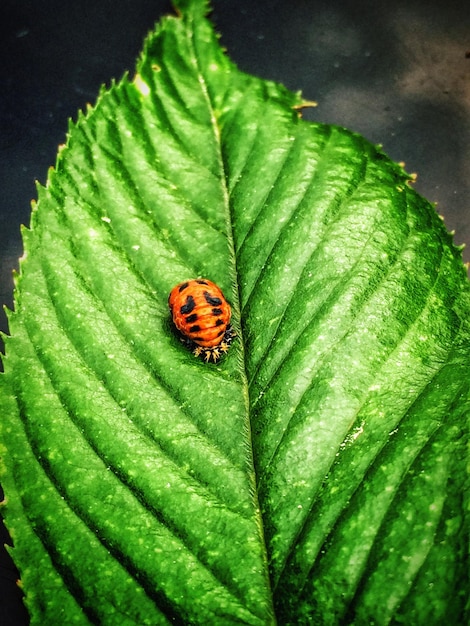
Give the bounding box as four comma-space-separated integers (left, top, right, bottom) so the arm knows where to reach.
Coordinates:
168, 279, 235, 362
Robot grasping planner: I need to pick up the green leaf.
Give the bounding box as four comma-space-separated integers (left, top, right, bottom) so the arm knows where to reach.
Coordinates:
1, 0, 469, 624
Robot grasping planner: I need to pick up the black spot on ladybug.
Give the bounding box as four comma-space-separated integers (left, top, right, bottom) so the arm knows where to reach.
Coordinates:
185, 313, 198, 323
212, 308, 223, 315
178, 282, 189, 292
189, 325, 201, 333
215, 319, 224, 326
204, 292, 222, 306
180, 295, 195, 314
196, 279, 208, 285
216, 329, 224, 337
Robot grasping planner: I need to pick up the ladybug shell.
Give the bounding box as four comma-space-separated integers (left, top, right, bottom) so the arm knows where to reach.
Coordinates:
168, 279, 231, 348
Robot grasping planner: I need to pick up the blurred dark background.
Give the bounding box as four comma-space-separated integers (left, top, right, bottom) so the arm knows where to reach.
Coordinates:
1, 1, 469, 623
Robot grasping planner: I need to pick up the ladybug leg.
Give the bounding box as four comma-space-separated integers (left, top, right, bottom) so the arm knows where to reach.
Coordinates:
193, 346, 203, 358
225, 325, 236, 343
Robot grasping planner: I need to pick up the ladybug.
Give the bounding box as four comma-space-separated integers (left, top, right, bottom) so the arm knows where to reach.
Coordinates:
168, 279, 235, 362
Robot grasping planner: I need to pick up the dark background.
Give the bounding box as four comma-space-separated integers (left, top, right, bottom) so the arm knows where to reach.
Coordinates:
1, 1, 469, 623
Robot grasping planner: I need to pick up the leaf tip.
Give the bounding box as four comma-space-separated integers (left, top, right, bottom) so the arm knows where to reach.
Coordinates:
172, 0, 211, 18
